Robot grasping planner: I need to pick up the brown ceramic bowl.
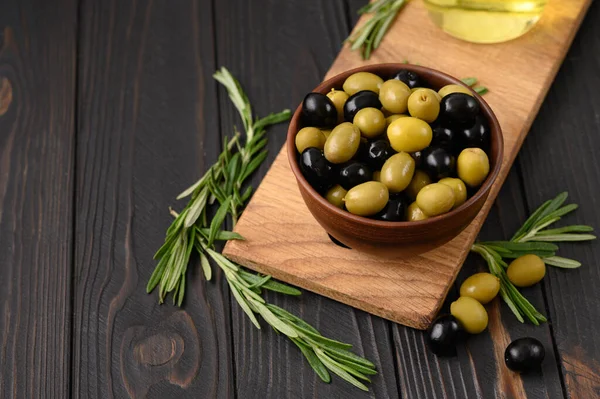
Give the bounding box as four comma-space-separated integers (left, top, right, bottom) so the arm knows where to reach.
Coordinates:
287, 64, 503, 257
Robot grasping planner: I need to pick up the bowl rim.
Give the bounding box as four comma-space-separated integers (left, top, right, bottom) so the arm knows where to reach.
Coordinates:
286, 63, 504, 228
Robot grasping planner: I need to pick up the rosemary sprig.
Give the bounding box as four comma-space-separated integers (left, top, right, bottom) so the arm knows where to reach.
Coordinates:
347, 0, 407, 60
147, 67, 377, 390
471, 192, 595, 323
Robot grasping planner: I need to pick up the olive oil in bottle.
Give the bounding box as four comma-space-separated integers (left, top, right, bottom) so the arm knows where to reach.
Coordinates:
424, 0, 547, 44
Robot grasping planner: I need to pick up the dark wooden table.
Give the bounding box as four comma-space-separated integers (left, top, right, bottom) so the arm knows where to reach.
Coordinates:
1, 1, 599, 398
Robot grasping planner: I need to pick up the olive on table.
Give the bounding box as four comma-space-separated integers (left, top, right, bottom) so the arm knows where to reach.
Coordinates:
505, 337, 545, 373
456, 114, 491, 152
324, 122, 361, 164
325, 184, 348, 209
427, 315, 464, 357
376, 195, 408, 221
379, 79, 411, 114
406, 201, 428, 221
302, 92, 338, 128
450, 296, 488, 334
387, 117, 432, 153
300, 148, 334, 192
416, 183, 455, 217
422, 147, 455, 180
439, 93, 480, 128
457, 148, 490, 187
339, 161, 372, 190
326, 89, 349, 123
431, 126, 455, 149
353, 107, 386, 138
362, 139, 395, 169
507, 254, 546, 287
408, 88, 440, 123
459, 273, 500, 304
344, 90, 383, 122
438, 177, 467, 209
405, 170, 432, 200
295, 127, 326, 153
380, 152, 416, 193
438, 84, 473, 98
386, 114, 408, 127
344, 181, 389, 216
392, 69, 422, 88
343, 71, 384, 96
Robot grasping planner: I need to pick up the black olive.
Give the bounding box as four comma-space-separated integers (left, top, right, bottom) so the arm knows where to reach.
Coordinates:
426, 315, 464, 357
505, 337, 545, 373
422, 147, 455, 180
411, 151, 423, 168
392, 69, 422, 89
455, 114, 491, 153
375, 195, 408, 221
431, 126, 455, 150
299, 148, 334, 192
362, 139, 395, 169
302, 92, 337, 128
344, 90, 382, 122
339, 161, 372, 190
439, 93, 480, 128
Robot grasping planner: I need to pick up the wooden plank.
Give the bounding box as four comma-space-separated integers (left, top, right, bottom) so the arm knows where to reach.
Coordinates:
224, 0, 592, 329
517, 2, 600, 397
214, 0, 400, 397
392, 170, 565, 398
0, 0, 77, 397
73, 1, 235, 397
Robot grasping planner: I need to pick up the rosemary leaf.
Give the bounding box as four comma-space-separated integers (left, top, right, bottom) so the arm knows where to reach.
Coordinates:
543, 256, 582, 268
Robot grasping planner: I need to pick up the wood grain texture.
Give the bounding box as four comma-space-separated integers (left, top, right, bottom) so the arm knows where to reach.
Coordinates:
517, 2, 600, 397
73, 1, 234, 397
215, 0, 399, 397
389, 171, 564, 398
224, 0, 592, 330
0, 0, 77, 397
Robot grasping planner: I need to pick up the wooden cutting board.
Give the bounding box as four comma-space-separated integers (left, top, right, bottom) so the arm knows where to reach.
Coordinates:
223, 0, 592, 329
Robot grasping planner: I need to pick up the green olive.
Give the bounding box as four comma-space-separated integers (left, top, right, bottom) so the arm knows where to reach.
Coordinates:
457, 148, 490, 187
324, 122, 361, 164
405, 170, 432, 200
327, 89, 349, 123
415, 183, 455, 216
406, 202, 428, 221
411, 87, 442, 102
344, 181, 389, 216
321, 129, 332, 138
450, 296, 488, 334
385, 114, 409, 128
408, 88, 440, 123
507, 255, 546, 287
353, 107, 386, 138
380, 152, 415, 193
387, 117, 432, 152
295, 127, 326, 153
459, 273, 500, 304
379, 79, 411, 114
325, 184, 348, 209
438, 84, 474, 98
372, 171, 381, 182
343, 72, 384, 96
438, 177, 468, 209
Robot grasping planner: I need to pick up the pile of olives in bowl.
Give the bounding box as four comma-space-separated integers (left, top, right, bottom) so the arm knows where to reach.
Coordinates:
294, 69, 492, 222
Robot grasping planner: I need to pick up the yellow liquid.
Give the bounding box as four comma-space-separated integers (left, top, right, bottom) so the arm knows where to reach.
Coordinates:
423, 0, 547, 43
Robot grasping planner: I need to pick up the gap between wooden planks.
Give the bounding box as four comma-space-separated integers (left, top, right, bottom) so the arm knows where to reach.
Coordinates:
224, 0, 592, 329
